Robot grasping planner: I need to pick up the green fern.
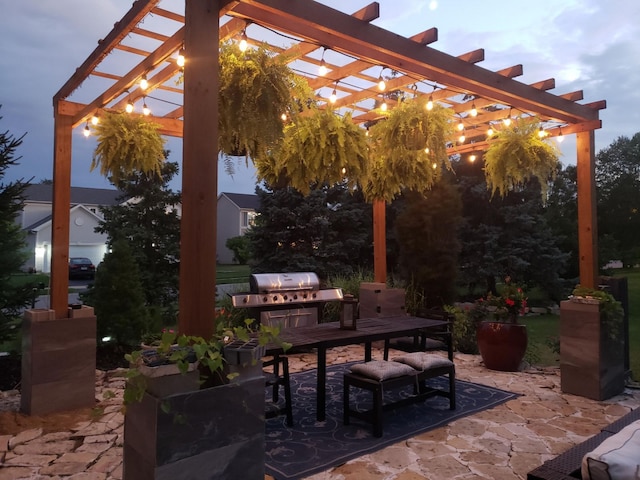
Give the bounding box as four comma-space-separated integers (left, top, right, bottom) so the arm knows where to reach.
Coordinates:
363, 100, 454, 202
483, 117, 560, 200
91, 112, 165, 183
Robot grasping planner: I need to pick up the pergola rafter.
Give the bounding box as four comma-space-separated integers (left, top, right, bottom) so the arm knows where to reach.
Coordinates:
50, 0, 603, 338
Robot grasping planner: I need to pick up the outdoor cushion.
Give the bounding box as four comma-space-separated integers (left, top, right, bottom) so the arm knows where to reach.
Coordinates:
394, 352, 454, 371
350, 360, 416, 381
582, 419, 640, 480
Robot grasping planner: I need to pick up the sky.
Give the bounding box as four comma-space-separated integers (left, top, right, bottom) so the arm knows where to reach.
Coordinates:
1, 0, 639, 194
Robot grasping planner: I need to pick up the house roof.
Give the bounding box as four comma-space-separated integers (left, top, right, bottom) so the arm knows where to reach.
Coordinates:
25, 204, 104, 232
219, 192, 260, 210
24, 184, 125, 206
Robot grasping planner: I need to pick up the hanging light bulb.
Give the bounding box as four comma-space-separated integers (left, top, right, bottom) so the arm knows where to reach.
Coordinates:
177, 48, 185, 68
538, 126, 546, 138
239, 29, 248, 53
341, 167, 347, 175
91, 114, 99, 126
125, 99, 134, 114
329, 84, 337, 104
318, 48, 328, 76
378, 67, 386, 91
380, 99, 388, 112
458, 129, 466, 144
83, 122, 91, 138
557, 127, 564, 143
365, 126, 370, 137
503, 107, 512, 127
426, 95, 434, 111
142, 98, 150, 116
487, 126, 494, 137
424, 146, 430, 154
281, 113, 287, 121
140, 74, 148, 91
457, 119, 464, 131
470, 154, 477, 162
470, 102, 477, 117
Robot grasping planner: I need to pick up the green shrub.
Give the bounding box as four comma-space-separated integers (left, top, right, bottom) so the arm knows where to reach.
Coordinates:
323, 270, 374, 322
225, 235, 251, 265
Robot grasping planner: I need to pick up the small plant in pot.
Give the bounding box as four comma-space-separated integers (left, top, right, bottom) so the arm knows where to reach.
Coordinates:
475, 278, 529, 371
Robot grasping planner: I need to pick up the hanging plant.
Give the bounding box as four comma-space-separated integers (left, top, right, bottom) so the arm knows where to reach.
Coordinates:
483, 117, 560, 200
91, 112, 165, 183
363, 100, 454, 202
218, 42, 313, 164
254, 108, 368, 194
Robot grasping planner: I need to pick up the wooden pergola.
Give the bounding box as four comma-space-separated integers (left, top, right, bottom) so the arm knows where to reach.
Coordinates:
51, 0, 603, 338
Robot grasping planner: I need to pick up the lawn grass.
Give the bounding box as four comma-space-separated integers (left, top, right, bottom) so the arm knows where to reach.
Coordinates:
614, 268, 640, 381
216, 264, 250, 284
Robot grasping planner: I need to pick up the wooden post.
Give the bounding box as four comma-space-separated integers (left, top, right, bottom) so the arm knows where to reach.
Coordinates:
178, 0, 219, 338
576, 130, 598, 289
50, 108, 72, 318
373, 199, 386, 284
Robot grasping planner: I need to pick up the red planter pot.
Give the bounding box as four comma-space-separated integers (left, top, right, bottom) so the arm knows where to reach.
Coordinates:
476, 321, 528, 372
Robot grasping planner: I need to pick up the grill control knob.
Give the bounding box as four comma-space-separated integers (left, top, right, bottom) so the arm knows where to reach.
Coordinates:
293, 294, 298, 300
263, 296, 268, 302
312, 293, 317, 299
243, 298, 248, 304
303, 293, 308, 299
273, 296, 278, 302
283, 295, 288, 301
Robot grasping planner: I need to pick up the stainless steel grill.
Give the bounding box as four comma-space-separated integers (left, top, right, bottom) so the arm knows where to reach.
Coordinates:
230, 272, 343, 328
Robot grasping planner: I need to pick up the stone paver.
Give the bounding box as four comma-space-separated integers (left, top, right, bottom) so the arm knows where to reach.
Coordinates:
0, 346, 638, 479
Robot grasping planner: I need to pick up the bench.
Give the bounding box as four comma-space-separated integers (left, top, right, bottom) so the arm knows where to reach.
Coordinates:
343, 354, 456, 437
527, 407, 640, 480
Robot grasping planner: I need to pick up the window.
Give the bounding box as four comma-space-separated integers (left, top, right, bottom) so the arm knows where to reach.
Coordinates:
241, 211, 256, 228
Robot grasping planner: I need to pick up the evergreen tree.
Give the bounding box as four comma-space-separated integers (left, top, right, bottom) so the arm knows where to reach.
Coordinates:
393, 176, 463, 307
247, 183, 372, 279
83, 239, 150, 346
95, 159, 181, 324
0, 111, 34, 347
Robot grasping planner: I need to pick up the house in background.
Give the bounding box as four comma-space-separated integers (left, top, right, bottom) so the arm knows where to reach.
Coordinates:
19, 184, 125, 273
216, 192, 259, 264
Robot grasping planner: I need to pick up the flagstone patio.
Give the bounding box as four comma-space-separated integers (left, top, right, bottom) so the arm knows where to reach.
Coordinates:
1, 344, 638, 480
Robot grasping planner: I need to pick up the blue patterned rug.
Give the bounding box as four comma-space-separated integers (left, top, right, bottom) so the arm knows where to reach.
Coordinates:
265, 361, 519, 480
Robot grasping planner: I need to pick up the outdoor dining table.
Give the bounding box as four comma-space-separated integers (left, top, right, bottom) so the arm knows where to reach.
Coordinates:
265, 315, 451, 421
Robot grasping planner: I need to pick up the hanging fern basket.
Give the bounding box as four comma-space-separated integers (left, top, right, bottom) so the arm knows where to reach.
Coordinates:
483, 117, 561, 200
91, 112, 166, 184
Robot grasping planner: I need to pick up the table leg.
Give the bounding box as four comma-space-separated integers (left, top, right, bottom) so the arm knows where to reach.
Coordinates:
365, 342, 372, 361
317, 346, 326, 421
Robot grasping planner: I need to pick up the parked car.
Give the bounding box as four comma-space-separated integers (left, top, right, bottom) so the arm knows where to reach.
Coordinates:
68, 257, 96, 279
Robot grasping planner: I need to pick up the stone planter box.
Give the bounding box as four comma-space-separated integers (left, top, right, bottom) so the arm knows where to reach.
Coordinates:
560, 300, 625, 401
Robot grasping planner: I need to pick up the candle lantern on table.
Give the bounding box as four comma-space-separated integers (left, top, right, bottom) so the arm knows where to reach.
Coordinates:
340, 294, 358, 330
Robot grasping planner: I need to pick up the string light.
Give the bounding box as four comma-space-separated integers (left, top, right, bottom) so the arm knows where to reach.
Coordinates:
329, 85, 337, 104
503, 107, 512, 127
557, 127, 564, 143
83, 122, 91, 138
125, 98, 134, 114
432, 162, 437, 170
487, 126, 494, 137
177, 48, 185, 68
239, 29, 248, 53
457, 119, 464, 131
424, 146, 430, 154
426, 94, 433, 111
365, 126, 370, 137
142, 97, 150, 116
469, 154, 476, 162
458, 129, 466, 144
380, 97, 388, 112
538, 125, 546, 138
318, 48, 328, 76
91, 114, 99, 126
281, 113, 287, 121
470, 102, 477, 117
140, 74, 148, 91
341, 167, 347, 174
377, 67, 386, 91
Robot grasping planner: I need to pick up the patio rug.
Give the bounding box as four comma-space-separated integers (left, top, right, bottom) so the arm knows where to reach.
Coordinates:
264, 361, 519, 480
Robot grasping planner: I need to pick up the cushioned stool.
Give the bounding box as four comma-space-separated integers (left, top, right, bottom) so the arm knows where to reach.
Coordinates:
343, 360, 421, 437
394, 352, 456, 410
264, 354, 293, 426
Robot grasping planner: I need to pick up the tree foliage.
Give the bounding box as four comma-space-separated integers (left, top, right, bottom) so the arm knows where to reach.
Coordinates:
595, 133, 640, 266
393, 175, 463, 307
226, 235, 251, 264
82, 239, 150, 346
94, 160, 181, 324
246, 184, 372, 279
91, 112, 166, 183
365, 101, 454, 202
484, 117, 560, 200
0, 111, 33, 346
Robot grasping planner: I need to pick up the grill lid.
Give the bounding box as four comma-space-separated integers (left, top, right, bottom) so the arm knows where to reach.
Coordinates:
249, 272, 320, 293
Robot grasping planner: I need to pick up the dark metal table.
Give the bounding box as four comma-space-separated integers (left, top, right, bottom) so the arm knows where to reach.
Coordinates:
266, 316, 450, 421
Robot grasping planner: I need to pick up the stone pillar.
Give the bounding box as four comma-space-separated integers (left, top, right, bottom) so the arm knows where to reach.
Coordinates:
20, 306, 97, 415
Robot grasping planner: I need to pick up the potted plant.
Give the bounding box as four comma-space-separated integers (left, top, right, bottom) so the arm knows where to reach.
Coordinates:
122, 320, 290, 480
254, 107, 369, 193
364, 100, 454, 202
559, 285, 625, 400
475, 278, 529, 371
91, 112, 166, 183
483, 116, 560, 200
218, 41, 312, 165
